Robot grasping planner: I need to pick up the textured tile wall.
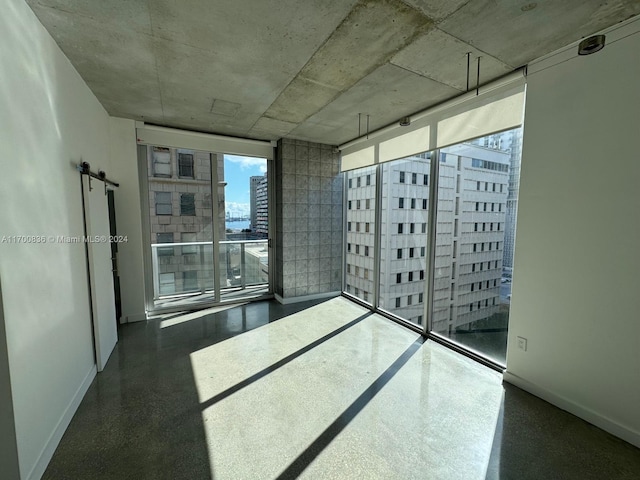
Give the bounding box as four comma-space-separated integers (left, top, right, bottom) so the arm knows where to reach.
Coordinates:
275, 139, 343, 299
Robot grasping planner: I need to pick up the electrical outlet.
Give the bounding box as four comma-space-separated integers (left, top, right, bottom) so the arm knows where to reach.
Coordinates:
517, 336, 527, 352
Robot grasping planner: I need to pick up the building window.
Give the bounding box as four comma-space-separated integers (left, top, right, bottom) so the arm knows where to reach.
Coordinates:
417, 315, 422, 324
357, 200, 361, 209
422, 199, 427, 209
407, 295, 412, 305
157, 232, 174, 257
180, 194, 196, 216
412, 173, 417, 184
355, 266, 360, 276
364, 246, 369, 256
395, 297, 401, 308
366, 174, 371, 186
420, 247, 425, 257
178, 153, 194, 178
155, 192, 172, 215
366, 199, 371, 209
396, 273, 402, 283
355, 245, 360, 254
419, 293, 423, 303
347, 243, 351, 252
476, 202, 480, 211
399, 171, 405, 183
183, 271, 198, 291
365, 223, 370, 233
410, 223, 415, 234
348, 200, 352, 210
409, 247, 414, 258
411, 198, 416, 209
159, 273, 175, 295
357, 176, 361, 187
348, 178, 352, 188
181, 232, 197, 255
347, 222, 352, 231
424, 174, 429, 185
356, 222, 360, 232
397, 249, 402, 259
398, 223, 403, 234
399, 197, 404, 209
152, 147, 171, 177
419, 270, 424, 280
408, 272, 414, 282
421, 223, 426, 234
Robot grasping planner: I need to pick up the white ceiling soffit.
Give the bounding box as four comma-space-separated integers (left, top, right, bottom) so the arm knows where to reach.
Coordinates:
340, 70, 525, 171
25, 0, 640, 146
136, 124, 274, 160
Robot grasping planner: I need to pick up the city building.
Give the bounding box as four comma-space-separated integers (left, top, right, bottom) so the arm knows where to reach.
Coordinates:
250, 173, 269, 238
249, 175, 262, 230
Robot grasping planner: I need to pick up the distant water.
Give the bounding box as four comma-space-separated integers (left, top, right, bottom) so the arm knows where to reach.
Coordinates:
226, 220, 250, 231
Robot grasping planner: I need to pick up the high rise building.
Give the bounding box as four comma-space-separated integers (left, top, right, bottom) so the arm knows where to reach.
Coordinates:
249, 176, 262, 230
254, 174, 268, 238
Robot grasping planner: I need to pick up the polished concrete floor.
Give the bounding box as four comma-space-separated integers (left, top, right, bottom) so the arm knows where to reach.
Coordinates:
44, 297, 640, 479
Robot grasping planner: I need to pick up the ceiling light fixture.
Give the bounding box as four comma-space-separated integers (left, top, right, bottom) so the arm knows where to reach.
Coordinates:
578, 35, 606, 55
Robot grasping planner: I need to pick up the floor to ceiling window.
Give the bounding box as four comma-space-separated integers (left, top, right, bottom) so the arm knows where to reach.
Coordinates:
140, 143, 271, 313
344, 166, 376, 305
431, 129, 522, 365
341, 126, 523, 367
377, 154, 431, 326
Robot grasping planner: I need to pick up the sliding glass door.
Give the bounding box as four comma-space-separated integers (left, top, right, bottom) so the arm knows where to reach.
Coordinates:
141, 145, 270, 313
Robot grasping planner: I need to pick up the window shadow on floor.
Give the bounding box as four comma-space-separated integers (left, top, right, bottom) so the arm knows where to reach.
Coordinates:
42, 298, 334, 480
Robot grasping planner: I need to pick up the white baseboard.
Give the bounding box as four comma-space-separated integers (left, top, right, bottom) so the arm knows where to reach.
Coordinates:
274, 291, 340, 305
26, 365, 97, 480
503, 371, 640, 448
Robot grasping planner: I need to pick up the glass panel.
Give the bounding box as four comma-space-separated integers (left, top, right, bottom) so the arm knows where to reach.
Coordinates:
432, 128, 522, 365
147, 147, 215, 308
378, 153, 431, 326
219, 155, 269, 301
344, 167, 376, 305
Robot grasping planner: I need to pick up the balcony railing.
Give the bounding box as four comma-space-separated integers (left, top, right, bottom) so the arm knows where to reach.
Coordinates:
150, 239, 268, 300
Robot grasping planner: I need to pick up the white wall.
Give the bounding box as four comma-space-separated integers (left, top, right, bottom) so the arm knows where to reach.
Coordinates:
506, 20, 640, 447
0, 0, 112, 477
108, 117, 146, 322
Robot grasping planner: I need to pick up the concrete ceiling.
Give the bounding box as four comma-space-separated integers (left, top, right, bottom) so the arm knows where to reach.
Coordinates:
26, 0, 640, 146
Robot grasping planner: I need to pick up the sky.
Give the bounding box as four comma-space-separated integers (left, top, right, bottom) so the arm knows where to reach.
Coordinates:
223, 154, 267, 218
